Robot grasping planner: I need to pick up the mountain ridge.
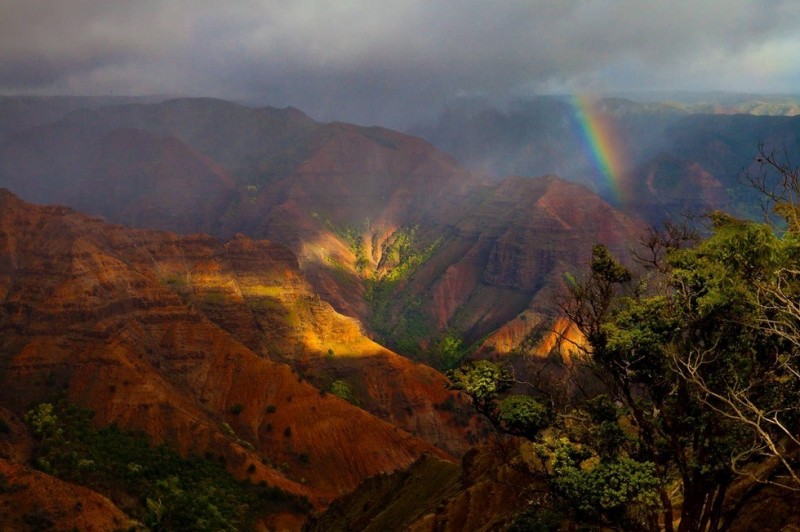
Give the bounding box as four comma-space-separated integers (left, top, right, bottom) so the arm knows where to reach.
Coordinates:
0, 188, 482, 525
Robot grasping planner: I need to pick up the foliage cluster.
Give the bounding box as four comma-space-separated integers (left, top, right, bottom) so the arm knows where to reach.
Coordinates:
25, 401, 310, 531
431, 333, 467, 370
450, 198, 800, 530
379, 226, 440, 283
330, 379, 360, 405
312, 214, 370, 272
543, 440, 660, 523
337, 224, 369, 272
365, 226, 442, 356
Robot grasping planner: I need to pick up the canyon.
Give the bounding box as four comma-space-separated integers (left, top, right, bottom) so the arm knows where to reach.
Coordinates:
1, 95, 798, 529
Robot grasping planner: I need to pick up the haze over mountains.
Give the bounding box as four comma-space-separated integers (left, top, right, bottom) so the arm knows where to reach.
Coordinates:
416, 94, 800, 221
0, 96, 645, 354
2, 94, 797, 353
0, 93, 799, 529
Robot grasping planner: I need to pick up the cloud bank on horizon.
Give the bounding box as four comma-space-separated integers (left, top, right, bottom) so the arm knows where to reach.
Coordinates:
2, 0, 799, 127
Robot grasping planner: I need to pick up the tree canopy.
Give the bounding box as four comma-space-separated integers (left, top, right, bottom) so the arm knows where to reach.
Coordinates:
451, 197, 800, 530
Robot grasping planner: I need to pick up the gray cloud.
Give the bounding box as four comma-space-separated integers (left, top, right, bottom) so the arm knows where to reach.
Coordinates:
1, 0, 799, 126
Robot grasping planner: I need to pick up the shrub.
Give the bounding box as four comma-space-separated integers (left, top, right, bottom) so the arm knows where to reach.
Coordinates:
330, 380, 359, 405
497, 395, 552, 438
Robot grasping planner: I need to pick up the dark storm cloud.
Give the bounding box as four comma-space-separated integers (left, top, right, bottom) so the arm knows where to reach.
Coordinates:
2, 0, 799, 126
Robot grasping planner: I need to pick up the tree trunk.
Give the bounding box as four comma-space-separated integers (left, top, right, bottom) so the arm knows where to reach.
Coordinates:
707, 479, 729, 531
661, 487, 675, 532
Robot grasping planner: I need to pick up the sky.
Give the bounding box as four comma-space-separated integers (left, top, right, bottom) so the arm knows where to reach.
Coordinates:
2, 0, 800, 128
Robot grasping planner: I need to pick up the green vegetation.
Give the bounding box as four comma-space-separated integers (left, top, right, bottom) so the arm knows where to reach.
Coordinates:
507, 504, 563, 532
450, 166, 800, 530
510, 317, 554, 357
379, 226, 440, 282
341, 225, 369, 272
363, 227, 443, 355
449, 360, 514, 413
378, 298, 432, 356
218, 421, 254, 450
497, 395, 551, 439
25, 401, 310, 530
430, 332, 469, 370
544, 443, 660, 524
161, 273, 190, 295
330, 379, 360, 405
312, 214, 370, 272
310, 220, 443, 356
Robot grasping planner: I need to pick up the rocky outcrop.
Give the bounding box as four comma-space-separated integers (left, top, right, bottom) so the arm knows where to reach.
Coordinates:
380, 175, 644, 346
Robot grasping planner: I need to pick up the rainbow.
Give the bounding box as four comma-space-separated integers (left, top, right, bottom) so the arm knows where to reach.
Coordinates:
569, 94, 630, 204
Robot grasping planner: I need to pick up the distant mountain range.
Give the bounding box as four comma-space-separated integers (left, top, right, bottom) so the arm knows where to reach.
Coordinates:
3, 95, 799, 360
414, 94, 800, 222
0, 97, 644, 360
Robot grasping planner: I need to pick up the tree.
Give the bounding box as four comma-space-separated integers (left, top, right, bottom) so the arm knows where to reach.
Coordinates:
449, 360, 514, 415
561, 216, 800, 531
446, 145, 800, 530
452, 213, 800, 530
450, 354, 663, 530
